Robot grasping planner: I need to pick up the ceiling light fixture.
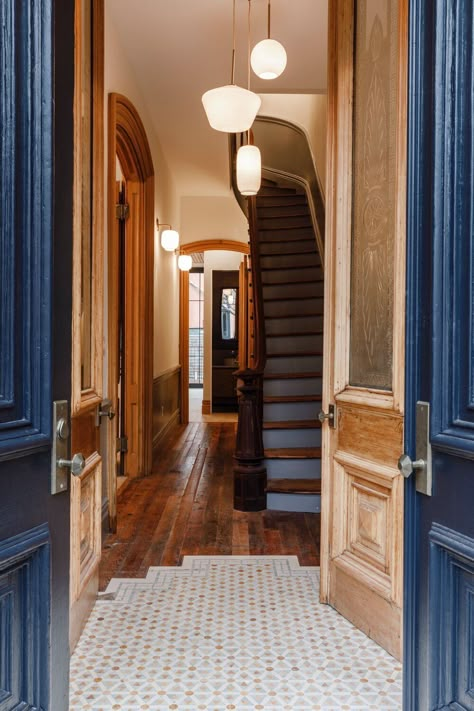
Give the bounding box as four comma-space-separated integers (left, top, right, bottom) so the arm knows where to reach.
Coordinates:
251, 0, 287, 80
236, 2, 262, 197
202, 0, 261, 133
157, 220, 179, 252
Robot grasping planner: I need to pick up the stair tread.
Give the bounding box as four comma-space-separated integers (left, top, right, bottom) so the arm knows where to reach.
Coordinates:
263, 419, 321, 430
263, 277, 323, 285
265, 447, 322, 459
266, 478, 322, 494
264, 371, 322, 379
265, 313, 322, 320
266, 331, 323, 338
266, 351, 323, 358
261, 264, 321, 272
264, 295, 323, 302
264, 394, 322, 403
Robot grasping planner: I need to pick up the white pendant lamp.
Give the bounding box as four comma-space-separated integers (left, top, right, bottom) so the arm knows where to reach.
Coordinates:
202, 0, 261, 133
237, 143, 261, 195
178, 254, 193, 272
157, 220, 179, 252
251, 0, 287, 80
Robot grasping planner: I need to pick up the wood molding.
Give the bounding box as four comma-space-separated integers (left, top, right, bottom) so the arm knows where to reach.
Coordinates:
180, 239, 249, 256
202, 400, 211, 415
152, 409, 180, 451
107, 93, 154, 529
154, 365, 181, 381
179, 239, 249, 424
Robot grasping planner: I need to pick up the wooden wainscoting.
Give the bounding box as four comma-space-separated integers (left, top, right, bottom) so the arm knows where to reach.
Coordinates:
152, 366, 181, 451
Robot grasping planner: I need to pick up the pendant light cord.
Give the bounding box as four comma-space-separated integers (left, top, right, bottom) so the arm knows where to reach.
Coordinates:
267, 0, 271, 39
231, 0, 236, 84
248, 0, 251, 90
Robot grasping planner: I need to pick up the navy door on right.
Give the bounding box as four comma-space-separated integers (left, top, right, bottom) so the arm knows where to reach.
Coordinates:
405, 2, 474, 709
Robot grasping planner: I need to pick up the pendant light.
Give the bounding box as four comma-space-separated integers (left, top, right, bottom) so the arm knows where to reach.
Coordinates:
202, 0, 261, 133
251, 0, 287, 80
178, 254, 193, 272
236, 1, 262, 196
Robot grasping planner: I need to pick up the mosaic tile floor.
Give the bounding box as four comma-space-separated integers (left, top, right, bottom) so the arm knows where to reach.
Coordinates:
70, 556, 402, 710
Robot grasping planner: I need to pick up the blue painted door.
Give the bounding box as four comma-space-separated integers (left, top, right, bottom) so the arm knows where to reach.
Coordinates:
0, 2, 74, 710
405, 2, 474, 709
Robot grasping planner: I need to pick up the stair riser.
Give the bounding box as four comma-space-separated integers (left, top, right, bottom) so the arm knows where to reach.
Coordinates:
265, 316, 324, 335
261, 267, 322, 285
261, 253, 320, 270
266, 458, 321, 479
258, 216, 312, 230
263, 429, 321, 449
259, 240, 316, 256
266, 334, 323, 354
263, 282, 323, 300
259, 227, 316, 241
259, 186, 298, 196
264, 377, 322, 397
257, 205, 311, 219
264, 296, 324, 317
264, 402, 320, 420
257, 196, 307, 208
265, 355, 323, 373
266, 492, 321, 513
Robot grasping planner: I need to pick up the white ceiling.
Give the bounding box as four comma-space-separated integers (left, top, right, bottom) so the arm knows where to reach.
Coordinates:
106, 0, 328, 197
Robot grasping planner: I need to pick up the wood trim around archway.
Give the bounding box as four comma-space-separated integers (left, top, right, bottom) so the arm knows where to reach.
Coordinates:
107, 93, 154, 531
179, 239, 249, 424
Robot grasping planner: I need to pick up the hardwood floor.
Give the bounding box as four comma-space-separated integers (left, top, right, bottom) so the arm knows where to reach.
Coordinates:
99, 422, 320, 590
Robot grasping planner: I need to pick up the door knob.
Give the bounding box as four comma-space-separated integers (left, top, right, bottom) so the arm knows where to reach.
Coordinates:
397, 453, 426, 479
318, 403, 336, 427
57, 453, 86, 476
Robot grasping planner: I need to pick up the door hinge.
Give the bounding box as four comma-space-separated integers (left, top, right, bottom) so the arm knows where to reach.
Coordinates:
116, 436, 128, 454
115, 203, 130, 221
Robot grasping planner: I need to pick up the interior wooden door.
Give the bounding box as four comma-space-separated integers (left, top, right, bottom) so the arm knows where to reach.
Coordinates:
69, 0, 104, 650
321, 0, 407, 660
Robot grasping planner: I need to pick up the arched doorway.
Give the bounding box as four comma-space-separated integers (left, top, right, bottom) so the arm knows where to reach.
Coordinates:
107, 93, 154, 530
179, 239, 250, 424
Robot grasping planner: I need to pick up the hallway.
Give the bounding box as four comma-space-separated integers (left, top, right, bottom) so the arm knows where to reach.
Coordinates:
71, 422, 403, 709
99, 421, 320, 591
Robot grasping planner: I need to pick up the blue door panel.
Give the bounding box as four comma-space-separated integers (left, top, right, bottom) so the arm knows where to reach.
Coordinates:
406, 1, 474, 709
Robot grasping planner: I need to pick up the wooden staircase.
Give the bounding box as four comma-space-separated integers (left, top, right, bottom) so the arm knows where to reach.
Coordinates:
256, 180, 324, 513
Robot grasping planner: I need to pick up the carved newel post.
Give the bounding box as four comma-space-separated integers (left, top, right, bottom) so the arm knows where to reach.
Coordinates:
233, 368, 267, 511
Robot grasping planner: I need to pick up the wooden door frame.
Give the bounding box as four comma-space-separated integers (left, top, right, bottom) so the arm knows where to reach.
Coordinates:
321, 0, 408, 657
107, 93, 154, 530
179, 239, 249, 423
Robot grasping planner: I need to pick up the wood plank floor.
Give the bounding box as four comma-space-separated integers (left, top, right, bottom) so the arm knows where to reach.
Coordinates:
99, 422, 320, 590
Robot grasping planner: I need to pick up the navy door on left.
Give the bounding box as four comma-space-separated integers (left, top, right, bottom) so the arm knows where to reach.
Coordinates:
0, 2, 74, 710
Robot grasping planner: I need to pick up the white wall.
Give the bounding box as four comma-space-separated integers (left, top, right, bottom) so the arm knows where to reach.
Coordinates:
258, 94, 327, 193
202, 251, 244, 407
105, 9, 180, 378
180, 196, 248, 246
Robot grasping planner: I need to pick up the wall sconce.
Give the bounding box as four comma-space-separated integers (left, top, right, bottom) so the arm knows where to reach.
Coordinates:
157, 219, 179, 252
251, 0, 287, 80
178, 254, 193, 272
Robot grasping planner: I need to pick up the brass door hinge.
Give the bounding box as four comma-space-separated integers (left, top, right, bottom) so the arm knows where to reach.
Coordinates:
115, 203, 130, 221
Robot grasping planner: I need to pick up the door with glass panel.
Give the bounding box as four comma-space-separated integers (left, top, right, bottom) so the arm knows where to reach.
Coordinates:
321, 0, 407, 660
69, 0, 105, 650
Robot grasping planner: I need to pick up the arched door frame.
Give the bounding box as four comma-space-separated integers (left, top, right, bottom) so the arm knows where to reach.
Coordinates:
179, 239, 249, 423
107, 93, 154, 530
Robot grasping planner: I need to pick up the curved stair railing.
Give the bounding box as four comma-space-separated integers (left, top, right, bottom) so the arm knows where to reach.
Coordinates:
231, 116, 326, 513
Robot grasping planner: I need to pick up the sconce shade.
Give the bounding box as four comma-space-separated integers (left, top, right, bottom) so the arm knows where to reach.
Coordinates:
178, 254, 193, 271
237, 145, 261, 195
251, 38, 287, 79
161, 229, 179, 252
202, 84, 262, 133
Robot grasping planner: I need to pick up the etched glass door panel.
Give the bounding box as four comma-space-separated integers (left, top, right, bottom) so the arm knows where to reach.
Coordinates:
349, 1, 399, 390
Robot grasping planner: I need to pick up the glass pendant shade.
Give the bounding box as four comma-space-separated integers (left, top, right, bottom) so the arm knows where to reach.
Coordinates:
202, 85, 262, 133
178, 254, 193, 271
236, 145, 261, 196
161, 229, 179, 252
251, 38, 287, 79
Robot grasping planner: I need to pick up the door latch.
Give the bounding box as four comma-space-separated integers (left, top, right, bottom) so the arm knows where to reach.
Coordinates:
397, 401, 432, 496
95, 398, 116, 427
318, 403, 336, 428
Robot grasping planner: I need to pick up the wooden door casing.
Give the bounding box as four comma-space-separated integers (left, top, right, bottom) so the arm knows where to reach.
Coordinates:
321, 0, 408, 660
70, 0, 104, 651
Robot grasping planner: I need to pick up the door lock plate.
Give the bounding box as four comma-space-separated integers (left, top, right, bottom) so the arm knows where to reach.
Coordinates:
51, 400, 69, 495
415, 401, 432, 496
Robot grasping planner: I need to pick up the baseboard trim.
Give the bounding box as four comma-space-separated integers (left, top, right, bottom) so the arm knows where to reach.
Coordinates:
153, 408, 180, 452
202, 399, 211, 415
